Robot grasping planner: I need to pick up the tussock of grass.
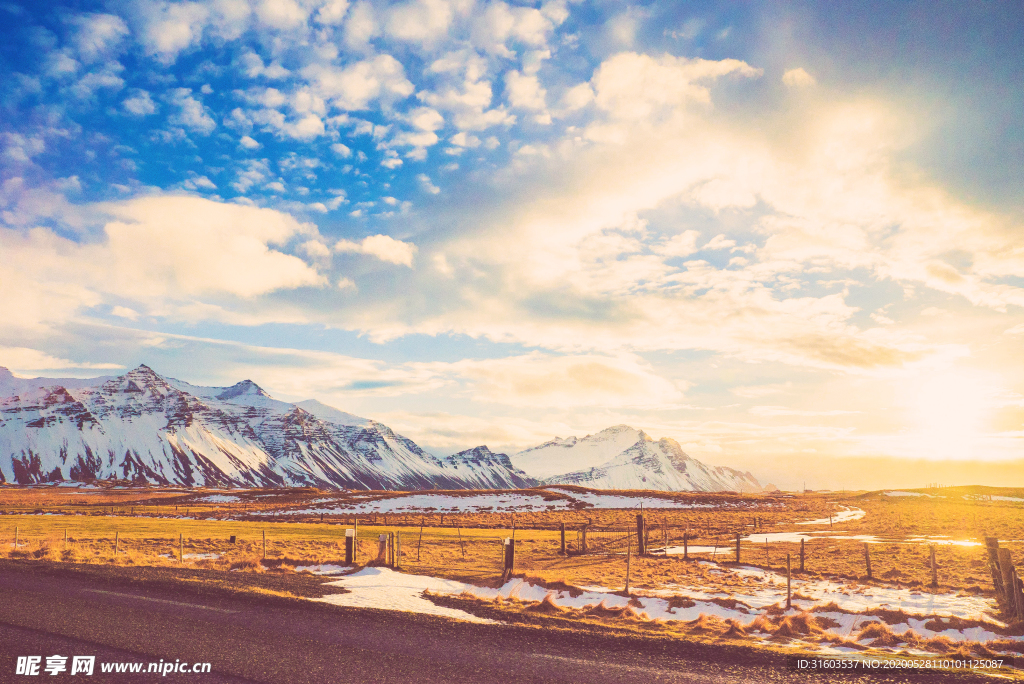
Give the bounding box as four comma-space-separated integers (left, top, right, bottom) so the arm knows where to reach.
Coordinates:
665, 596, 696, 612
773, 613, 821, 638
745, 614, 778, 635
685, 613, 727, 633
526, 593, 569, 615
720, 618, 747, 639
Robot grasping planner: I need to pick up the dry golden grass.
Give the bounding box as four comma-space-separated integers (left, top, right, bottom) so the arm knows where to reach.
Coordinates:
0, 485, 1022, 602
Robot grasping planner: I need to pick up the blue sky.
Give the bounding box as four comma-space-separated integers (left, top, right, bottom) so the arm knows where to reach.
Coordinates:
2, 0, 1023, 489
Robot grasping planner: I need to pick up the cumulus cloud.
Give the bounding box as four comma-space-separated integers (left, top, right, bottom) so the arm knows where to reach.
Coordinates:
304, 55, 414, 111
0, 347, 123, 372
167, 88, 216, 134
0, 195, 327, 331
335, 234, 418, 266
122, 89, 157, 115
783, 67, 816, 88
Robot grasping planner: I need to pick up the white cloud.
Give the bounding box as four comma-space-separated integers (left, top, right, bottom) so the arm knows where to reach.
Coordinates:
783, 67, 816, 88
331, 142, 352, 157
343, 1, 377, 48
335, 234, 417, 266
315, 0, 349, 25
71, 13, 130, 63
386, 0, 457, 47
255, 0, 309, 29
417, 173, 440, 194
504, 70, 548, 123
305, 55, 414, 111
239, 135, 261, 149
123, 89, 158, 116
0, 347, 123, 372
591, 52, 762, 121
136, 1, 210, 65
167, 88, 216, 134
0, 195, 327, 331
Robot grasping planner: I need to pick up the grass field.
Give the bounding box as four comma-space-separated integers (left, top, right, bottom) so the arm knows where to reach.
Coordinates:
1, 483, 1022, 592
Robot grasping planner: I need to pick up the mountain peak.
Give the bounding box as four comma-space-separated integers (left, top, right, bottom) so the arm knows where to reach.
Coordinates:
217, 379, 270, 401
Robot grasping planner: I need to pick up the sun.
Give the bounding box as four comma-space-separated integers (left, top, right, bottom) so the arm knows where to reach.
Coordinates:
902, 369, 995, 460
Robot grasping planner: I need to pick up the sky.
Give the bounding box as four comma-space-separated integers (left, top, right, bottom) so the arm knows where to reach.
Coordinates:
2, 0, 1023, 490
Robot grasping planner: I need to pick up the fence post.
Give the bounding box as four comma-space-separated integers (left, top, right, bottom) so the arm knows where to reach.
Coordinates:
986, 538, 1005, 606
864, 543, 872, 580
353, 519, 358, 561
786, 553, 792, 610
625, 532, 631, 595
417, 517, 425, 561
64, 528, 68, 549
179, 533, 183, 563
114, 532, 119, 557
735, 533, 741, 563
345, 529, 354, 564
1011, 569, 1019, 622
560, 522, 565, 555
998, 548, 1015, 616
581, 525, 588, 554
395, 531, 401, 568
262, 530, 266, 560
636, 514, 646, 556
800, 538, 805, 572
683, 532, 689, 561
930, 545, 938, 588
457, 526, 466, 558
14, 526, 18, 549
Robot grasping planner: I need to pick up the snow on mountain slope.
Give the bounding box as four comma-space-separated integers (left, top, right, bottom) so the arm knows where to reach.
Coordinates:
511, 425, 762, 493
440, 446, 538, 489
510, 425, 644, 480
547, 435, 762, 493
0, 365, 519, 490
293, 399, 369, 427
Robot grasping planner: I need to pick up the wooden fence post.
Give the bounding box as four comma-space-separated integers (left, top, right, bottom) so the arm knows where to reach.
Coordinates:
345, 529, 354, 564
395, 531, 401, 568
998, 548, 1015, 616
64, 528, 68, 549
1011, 569, 1019, 622
864, 543, 872, 580
663, 521, 667, 552
560, 522, 565, 555
262, 530, 266, 560
786, 554, 792, 610
930, 545, 938, 588
114, 532, 119, 557
353, 519, 358, 561
14, 526, 18, 549
417, 517, 425, 561
625, 532, 631, 595
765, 537, 769, 565
636, 514, 646, 556
179, 533, 183, 563
986, 538, 1005, 606
683, 532, 689, 561
457, 527, 466, 558
581, 525, 588, 554
800, 538, 805, 572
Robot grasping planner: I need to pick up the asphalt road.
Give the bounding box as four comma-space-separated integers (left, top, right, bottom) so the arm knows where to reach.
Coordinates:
0, 569, 999, 684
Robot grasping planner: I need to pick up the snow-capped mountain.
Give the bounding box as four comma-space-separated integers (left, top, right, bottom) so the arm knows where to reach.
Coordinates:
440, 446, 537, 489
0, 365, 526, 490
512, 425, 762, 493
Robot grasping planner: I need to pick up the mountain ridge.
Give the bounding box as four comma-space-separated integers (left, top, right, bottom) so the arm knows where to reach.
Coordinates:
0, 365, 762, 493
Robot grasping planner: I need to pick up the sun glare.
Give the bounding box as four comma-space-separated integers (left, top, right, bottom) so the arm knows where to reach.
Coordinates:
903, 370, 995, 459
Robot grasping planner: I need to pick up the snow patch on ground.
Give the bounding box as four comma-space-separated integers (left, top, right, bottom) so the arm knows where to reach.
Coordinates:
197, 495, 240, 503
295, 564, 350, 575
796, 507, 865, 525
317, 567, 499, 624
